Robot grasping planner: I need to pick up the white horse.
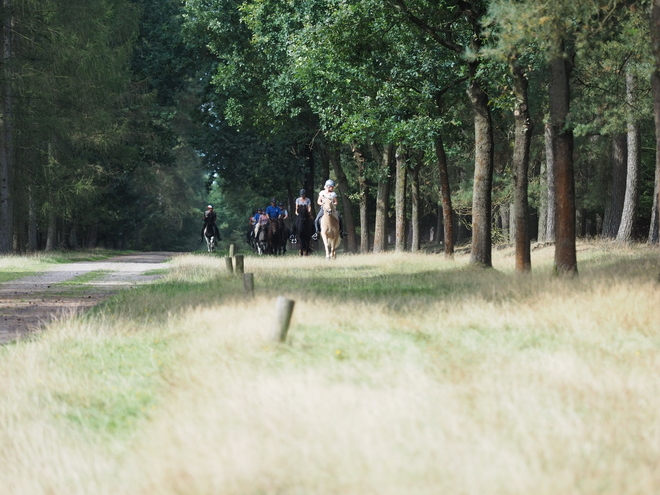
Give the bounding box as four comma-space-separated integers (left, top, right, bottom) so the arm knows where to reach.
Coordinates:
203, 225, 217, 253
320, 195, 340, 259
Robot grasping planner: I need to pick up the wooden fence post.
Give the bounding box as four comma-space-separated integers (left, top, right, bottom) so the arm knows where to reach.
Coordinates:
229, 244, 235, 257
272, 296, 295, 342
234, 254, 244, 275
225, 256, 233, 274
243, 273, 254, 297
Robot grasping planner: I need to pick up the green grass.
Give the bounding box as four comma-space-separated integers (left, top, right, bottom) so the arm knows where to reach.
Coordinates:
1, 242, 660, 494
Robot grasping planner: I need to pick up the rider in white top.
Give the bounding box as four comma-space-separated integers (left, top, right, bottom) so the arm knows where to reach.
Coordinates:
312, 180, 347, 240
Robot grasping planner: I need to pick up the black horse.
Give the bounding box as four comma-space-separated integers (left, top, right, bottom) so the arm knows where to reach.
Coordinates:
295, 205, 314, 256
203, 224, 217, 253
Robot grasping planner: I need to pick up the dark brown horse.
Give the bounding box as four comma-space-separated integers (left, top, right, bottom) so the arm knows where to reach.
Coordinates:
266, 218, 283, 255
295, 204, 314, 256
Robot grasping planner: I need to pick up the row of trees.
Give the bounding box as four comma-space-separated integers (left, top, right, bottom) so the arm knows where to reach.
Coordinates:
182, 0, 660, 275
1, 0, 659, 274
0, 0, 210, 252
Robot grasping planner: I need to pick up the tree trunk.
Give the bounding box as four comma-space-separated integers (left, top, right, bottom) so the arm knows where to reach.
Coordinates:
303, 145, 315, 208
45, 208, 57, 251
650, 157, 659, 244
467, 67, 494, 267
549, 50, 577, 276
652, 1, 660, 255
352, 144, 370, 253
371, 143, 394, 253
434, 135, 454, 257
544, 123, 557, 243
537, 157, 548, 243
0, 0, 13, 253
28, 185, 37, 250
617, 69, 641, 243
410, 157, 422, 252
602, 134, 627, 238
511, 59, 533, 271
395, 145, 407, 252
327, 141, 357, 252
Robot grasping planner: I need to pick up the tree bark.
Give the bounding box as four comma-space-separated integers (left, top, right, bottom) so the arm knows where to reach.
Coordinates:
395, 145, 407, 252
352, 144, 370, 253
549, 50, 577, 276
617, 70, 641, 244
409, 156, 422, 252
602, 134, 627, 238
467, 71, 494, 267
28, 185, 37, 250
511, 59, 533, 271
0, 0, 13, 253
371, 143, 394, 253
543, 123, 557, 243
652, 1, 660, 254
327, 141, 357, 252
434, 135, 454, 257
650, 155, 659, 244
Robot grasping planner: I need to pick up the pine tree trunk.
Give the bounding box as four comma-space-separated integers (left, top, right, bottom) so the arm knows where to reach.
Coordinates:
371, 144, 394, 253
467, 72, 494, 267
602, 134, 627, 238
549, 51, 577, 276
395, 146, 407, 252
617, 70, 641, 243
537, 157, 548, 243
650, 158, 659, 244
652, 1, 660, 255
0, 0, 13, 253
511, 59, 533, 271
434, 135, 454, 257
409, 158, 422, 252
45, 208, 57, 251
28, 185, 37, 250
352, 145, 370, 253
544, 123, 556, 243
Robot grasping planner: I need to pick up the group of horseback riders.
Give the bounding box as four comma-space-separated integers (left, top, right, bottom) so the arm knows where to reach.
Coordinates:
200, 179, 347, 254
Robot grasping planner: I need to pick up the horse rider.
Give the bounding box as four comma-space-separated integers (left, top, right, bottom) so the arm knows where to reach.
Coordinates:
265, 198, 282, 220
247, 208, 260, 244
312, 180, 347, 241
200, 205, 220, 242
279, 202, 289, 220
254, 206, 269, 238
289, 188, 311, 243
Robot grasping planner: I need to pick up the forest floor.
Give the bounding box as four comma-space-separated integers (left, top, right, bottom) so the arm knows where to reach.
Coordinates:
0, 252, 176, 344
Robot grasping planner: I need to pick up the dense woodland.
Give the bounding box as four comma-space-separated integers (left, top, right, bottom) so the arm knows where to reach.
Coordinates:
0, 0, 659, 273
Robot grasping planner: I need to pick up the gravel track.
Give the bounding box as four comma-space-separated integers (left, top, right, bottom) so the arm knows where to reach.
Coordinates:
0, 252, 177, 344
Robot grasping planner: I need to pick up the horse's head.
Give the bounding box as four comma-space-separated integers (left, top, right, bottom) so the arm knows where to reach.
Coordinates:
321, 196, 336, 215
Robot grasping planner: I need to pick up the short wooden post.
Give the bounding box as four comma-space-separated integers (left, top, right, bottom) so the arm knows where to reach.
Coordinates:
243, 273, 254, 297
225, 256, 233, 274
229, 244, 235, 257
234, 254, 244, 275
272, 296, 295, 342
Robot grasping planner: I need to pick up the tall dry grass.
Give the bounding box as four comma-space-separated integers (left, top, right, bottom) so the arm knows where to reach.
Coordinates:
1, 242, 659, 494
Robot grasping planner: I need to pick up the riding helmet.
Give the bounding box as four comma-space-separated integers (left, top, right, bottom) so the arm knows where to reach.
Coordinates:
207, 205, 213, 209
270, 197, 276, 203
299, 189, 306, 196
324, 179, 335, 187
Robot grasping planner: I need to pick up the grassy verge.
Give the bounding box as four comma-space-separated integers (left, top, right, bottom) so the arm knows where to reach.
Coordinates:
1, 242, 659, 494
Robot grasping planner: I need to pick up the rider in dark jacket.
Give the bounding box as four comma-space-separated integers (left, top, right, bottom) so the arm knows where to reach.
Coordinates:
200, 205, 220, 241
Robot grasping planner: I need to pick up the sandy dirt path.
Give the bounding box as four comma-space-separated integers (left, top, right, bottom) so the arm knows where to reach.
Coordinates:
0, 252, 178, 344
